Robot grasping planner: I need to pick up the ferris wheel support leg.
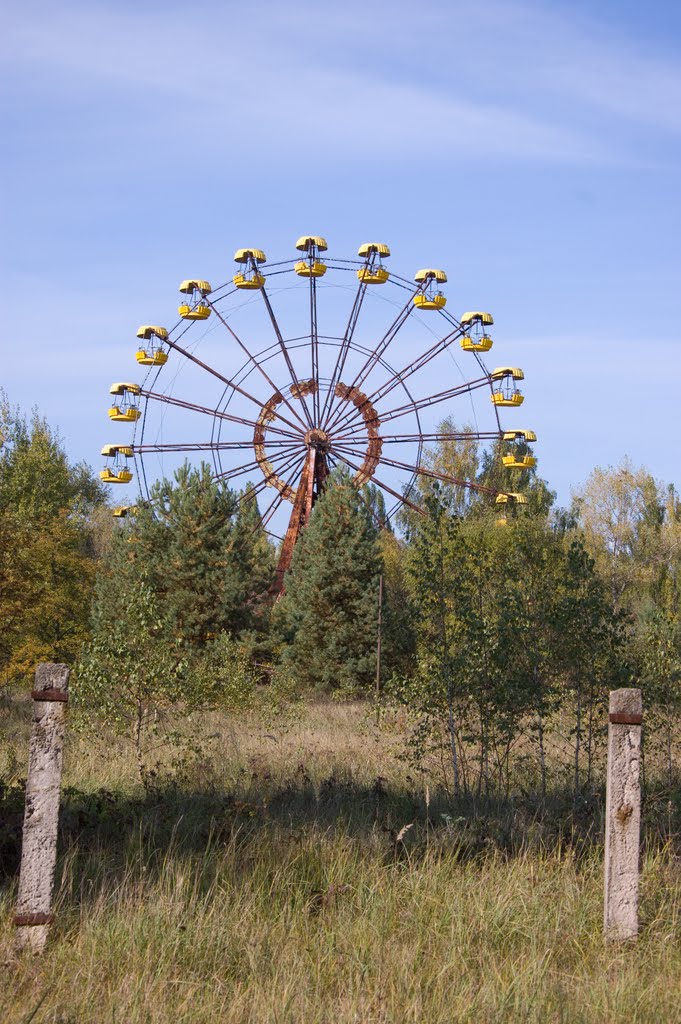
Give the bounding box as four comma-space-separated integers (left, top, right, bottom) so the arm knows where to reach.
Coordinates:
271, 448, 317, 598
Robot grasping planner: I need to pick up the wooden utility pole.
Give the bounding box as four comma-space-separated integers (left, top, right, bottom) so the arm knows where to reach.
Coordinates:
603, 687, 642, 942
14, 663, 69, 954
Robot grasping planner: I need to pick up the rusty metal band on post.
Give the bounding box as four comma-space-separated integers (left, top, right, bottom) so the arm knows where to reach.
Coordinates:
31, 688, 69, 703
13, 912, 55, 927
609, 712, 642, 726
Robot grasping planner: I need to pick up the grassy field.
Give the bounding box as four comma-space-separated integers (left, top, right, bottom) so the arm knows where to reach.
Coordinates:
3, 696, 681, 1023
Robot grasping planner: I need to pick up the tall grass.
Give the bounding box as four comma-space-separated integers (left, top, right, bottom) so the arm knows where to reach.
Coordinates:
3, 698, 681, 1022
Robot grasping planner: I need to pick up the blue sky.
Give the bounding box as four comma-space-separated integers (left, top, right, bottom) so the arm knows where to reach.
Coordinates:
2, 0, 679, 512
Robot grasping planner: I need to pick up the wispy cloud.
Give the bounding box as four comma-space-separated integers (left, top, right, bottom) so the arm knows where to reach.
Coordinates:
4, 0, 679, 166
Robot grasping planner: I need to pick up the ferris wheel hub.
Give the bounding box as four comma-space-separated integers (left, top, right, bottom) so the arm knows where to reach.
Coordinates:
304, 427, 330, 451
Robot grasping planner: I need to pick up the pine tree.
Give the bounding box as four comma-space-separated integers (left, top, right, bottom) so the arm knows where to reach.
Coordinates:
120, 463, 274, 647
276, 467, 381, 693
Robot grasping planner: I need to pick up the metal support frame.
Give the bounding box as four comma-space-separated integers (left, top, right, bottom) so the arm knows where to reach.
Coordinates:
128, 249, 519, 585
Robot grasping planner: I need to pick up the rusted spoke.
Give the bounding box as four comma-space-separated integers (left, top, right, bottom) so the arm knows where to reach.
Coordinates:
206, 299, 309, 433
256, 265, 315, 429
309, 270, 320, 423
133, 439, 301, 454
332, 442, 499, 497
163, 331, 306, 436
332, 374, 491, 439
328, 445, 427, 517
375, 430, 502, 444
363, 325, 464, 408
239, 448, 307, 503
142, 389, 301, 441
213, 444, 302, 484
319, 261, 370, 424
324, 285, 423, 434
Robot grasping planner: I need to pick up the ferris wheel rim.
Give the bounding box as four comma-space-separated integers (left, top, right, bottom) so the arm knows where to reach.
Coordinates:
127, 247, 522, 542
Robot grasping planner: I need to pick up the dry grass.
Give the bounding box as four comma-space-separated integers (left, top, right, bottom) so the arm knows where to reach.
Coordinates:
3, 696, 681, 1023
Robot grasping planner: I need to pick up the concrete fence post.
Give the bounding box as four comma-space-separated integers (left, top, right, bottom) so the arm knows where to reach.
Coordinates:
603, 687, 642, 942
14, 663, 70, 954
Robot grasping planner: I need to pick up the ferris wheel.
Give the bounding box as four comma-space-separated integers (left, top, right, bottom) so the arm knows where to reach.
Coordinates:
102, 237, 534, 593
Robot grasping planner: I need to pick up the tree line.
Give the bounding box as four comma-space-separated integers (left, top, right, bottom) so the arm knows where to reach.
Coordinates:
2, 393, 680, 792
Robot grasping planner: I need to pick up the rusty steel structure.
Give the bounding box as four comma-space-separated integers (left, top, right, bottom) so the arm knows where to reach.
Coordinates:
113, 239, 527, 596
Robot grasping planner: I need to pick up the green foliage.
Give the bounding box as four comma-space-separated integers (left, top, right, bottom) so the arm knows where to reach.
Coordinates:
0, 394, 107, 684
390, 489, 627, 797
76, 571, 255, 783
0, 390, 105, 520
275, 467, 381, 694
573, 458, 666, 610
101, 463, 274, 648
377, 530, 417, 679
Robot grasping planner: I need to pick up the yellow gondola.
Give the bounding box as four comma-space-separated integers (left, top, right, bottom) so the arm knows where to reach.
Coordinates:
113, 506, 137, 518
100, 444, 133, 484
460, 311, 494, 352
491, 367, 524, 407
178, 280, 211, 320
413, 268, 447, 310
501, 428, 536, 469
494, 491, 527, 525
108, 382, 141, 422
357, 242, 390, 284
135, 325, 169, 366
233, 248, 267, 289
295, 236, 328, 277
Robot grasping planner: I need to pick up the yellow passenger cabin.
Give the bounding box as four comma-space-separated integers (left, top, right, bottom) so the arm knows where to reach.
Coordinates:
501, 428, 536, 469
413, 268, 447, 310
100, 443, 133, 484
135, 325, 169, 366
113, 506, 137, 518
295, 236, 328, 277
490, 367, 524, 407
460, 311, 494, 352
108, 382, 141, 422
233, 248, 267, 289
494, 489, 528, 524
178, 280, 212, 320
357, 242, 390, 284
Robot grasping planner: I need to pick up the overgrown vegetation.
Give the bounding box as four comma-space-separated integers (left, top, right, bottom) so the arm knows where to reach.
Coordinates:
4, 395, 681, 1020
4, 701, 681, 1023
